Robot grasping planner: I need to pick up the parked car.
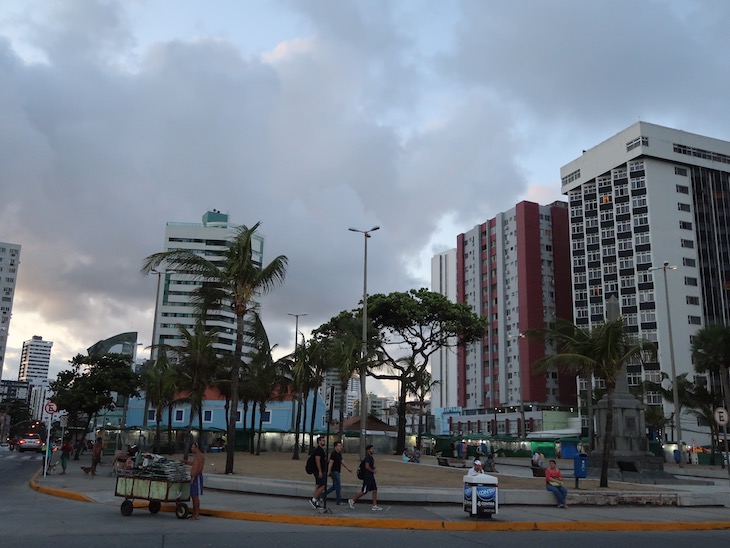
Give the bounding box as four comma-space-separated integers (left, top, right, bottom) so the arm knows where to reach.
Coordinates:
17, 433, 42, 453
0, 441, 11, 452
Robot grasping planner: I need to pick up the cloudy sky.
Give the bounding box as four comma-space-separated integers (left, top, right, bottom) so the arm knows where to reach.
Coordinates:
2, 0, 729, 396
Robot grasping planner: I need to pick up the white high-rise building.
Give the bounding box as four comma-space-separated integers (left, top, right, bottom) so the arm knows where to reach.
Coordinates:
18, 335, 52, 384
152, 211, 261, 358
430, 249, 458, 409
561, 121, 730, 440
0, 242, 21, 382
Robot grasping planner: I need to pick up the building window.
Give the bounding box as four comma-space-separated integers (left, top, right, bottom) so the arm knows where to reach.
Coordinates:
636, 251, 652, 265
646, 393, 662, 405
147, 410, 155, 422
684, 277, 698, 286
688, 315, 702, 325
632, 195, 647, 209
587, 234, 599, 245
679, 220, 693, 230
640, 311, 656, 323
600, 210, 614, 222
680, 239, 695, 249
588, 251, 601, 262
203, 410, 213, 422
619, 256, 634, 269
175, 409, 184, 422
682, 257, 696, 267
678, 202, 691, 212
616, 203, 631, 215
674, 166, 688, 176
574, 257, 586, 268
604, 263, 617, 275
617, 220, 631, 233
618, 238, 633, 251
633, 214, 649, 227
614, 185, 628, 197
639, 289, 654, 303
625, 313, 638, 326
601, 227, 615, 239
635, 233, 650, 246
676, 184, 689, 194
620, 275, 634, 288
630, 177, 646, 190
621, 294, 637, 307
686, 296, 700, 305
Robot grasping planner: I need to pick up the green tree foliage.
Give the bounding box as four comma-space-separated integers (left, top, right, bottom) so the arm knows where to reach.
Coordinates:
367, 288, 487, 453
142, 222, 287, 474
49, 353, 140, 438
691, 324, 730, 412
532, 318, 655, 488
140, 354, 178, 454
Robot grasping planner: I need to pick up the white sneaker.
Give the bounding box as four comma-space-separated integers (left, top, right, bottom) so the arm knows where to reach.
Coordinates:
348, 499, 355, 509
308, 498, 318, 509
372, 505, 383, 511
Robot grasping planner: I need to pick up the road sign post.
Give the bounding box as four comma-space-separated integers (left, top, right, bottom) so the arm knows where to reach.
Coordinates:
714, 407, 730, 488
43, 402, 57, 478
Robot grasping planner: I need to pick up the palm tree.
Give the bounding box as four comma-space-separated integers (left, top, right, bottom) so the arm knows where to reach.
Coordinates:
244, 314, 289, 455
691, 324, 730, 413
140, 354, 178, 453
532, 318, 656, 487
409, 367, 439, 448
167, 319, 220, 457
327, 333, 361, 441
142, 222, 288, 474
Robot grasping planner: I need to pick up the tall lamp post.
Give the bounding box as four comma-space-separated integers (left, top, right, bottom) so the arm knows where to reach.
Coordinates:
287, 312, 307, 446
150, 269, 163, 361
349, 225, 380, 457
651, 261, 683, 468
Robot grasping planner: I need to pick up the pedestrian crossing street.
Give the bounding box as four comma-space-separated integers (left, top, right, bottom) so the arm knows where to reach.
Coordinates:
0, 452, 43, 461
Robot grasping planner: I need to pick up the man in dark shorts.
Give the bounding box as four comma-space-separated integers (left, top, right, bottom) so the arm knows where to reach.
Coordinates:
308, 436, 327, 509
91, 436, 103, 476
185, 442, 205, 519
348, 444, 382, 511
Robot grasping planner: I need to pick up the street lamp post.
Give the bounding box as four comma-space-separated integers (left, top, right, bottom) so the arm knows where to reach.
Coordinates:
287, 312, 307, 444
652, 261, 684, 468
349, 225, 380, 458
150, 270, 163, 361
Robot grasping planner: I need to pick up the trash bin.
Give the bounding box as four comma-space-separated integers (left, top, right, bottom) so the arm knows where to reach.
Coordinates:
573, 453, 588, 479
463, 473, 498, 518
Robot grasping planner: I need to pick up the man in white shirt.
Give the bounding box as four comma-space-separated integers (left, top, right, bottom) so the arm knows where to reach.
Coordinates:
467, 459, 484, 476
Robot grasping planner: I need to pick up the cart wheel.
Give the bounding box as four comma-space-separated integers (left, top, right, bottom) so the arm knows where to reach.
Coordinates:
175, 503, 189, 519
120, 500, 133, 517
148, 501, 161, 514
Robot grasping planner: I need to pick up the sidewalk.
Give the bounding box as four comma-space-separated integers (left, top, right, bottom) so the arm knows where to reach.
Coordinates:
29, 453, 730, 532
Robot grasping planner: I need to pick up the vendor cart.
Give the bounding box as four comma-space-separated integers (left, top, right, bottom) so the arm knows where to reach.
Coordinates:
114, 459, 191, 518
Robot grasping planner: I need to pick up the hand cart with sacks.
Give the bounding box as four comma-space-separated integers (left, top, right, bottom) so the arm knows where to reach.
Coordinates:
114, 455, 191, 519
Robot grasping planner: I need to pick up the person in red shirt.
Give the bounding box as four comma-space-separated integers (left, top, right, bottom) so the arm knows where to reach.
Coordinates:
545, 459, 568, 508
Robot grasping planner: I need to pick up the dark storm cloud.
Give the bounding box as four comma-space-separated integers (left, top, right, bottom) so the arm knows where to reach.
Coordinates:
2, 0, 728, 384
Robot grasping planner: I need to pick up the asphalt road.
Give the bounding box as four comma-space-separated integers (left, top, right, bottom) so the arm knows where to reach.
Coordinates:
1, 454, 728, 547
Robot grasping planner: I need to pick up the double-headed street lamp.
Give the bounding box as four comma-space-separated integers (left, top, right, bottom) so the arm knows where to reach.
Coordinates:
288, 313, 307, 450
349, 225, 379, 457
650, 261, 683, 468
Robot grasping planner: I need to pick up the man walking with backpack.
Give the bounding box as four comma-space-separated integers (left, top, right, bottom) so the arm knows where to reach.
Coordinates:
308, 436, 328, 509
348, 444, 382, 511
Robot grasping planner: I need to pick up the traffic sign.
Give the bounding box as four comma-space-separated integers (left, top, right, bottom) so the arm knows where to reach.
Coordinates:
714, 407, 728, 426
59, 415, 68, 428
44, 401, 58, 415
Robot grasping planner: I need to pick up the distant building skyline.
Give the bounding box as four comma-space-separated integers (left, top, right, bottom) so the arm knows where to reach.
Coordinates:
0, 241, 20, 382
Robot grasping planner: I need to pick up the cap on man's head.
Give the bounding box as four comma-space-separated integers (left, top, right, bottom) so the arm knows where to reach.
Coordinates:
473, 460, 482, 466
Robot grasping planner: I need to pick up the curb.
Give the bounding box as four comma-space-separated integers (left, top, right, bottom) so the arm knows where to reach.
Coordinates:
29, 470, 95, 503
29, 475, 730, 532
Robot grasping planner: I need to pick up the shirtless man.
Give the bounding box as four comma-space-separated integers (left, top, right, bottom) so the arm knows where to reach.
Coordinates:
185, 442, 205, 519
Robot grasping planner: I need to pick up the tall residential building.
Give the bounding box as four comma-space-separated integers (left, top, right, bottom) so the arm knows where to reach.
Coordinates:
430, 249, 459, 409
18, 335, 52, 384
0, 242, 21, 382
152, 210, 261, 358
452, 200, 575, 436
561, 122, 730, 440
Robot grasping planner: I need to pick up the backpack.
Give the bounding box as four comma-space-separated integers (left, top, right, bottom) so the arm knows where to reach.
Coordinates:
357, 459, 365, 480
305, 453, 316, 475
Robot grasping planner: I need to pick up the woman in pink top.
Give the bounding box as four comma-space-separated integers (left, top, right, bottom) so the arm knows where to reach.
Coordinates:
545, 459, 568, 508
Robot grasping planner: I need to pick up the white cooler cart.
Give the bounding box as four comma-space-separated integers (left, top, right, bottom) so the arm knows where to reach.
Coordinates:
463, 473, 498, 518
